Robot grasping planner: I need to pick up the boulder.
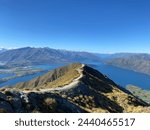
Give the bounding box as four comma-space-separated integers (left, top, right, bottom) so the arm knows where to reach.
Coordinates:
0, 92, 7, 101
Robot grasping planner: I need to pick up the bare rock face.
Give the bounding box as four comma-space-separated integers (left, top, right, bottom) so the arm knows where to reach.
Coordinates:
0, 91, 86, 113
0, 63, 150, 113
0, 92, 7, 100
0, 101, 13, 112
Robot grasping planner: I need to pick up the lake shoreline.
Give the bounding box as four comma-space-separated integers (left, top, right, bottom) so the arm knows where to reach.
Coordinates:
0, 63, 150, 90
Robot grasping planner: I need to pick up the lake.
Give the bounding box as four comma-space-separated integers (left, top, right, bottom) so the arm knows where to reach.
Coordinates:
0, 64, 65, 87
0, 63, 150, 90
89, 63, 150, 90
0, 73, 15, 79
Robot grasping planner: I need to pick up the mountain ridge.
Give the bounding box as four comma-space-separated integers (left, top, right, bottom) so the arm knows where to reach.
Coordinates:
0, 47, 100, 66
106, 54, 150, 75
1, 47, 150, 76
0, 48, 7, 54
0, 63, 150, 113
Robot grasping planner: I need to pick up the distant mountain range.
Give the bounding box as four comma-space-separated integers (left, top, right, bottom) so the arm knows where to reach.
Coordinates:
0, 63, 149, 113
0, 48, 7, 54
0, 47, 150, 75
94, 53, 136, 59
105, 53, 150, 75
0, 47, 100, 66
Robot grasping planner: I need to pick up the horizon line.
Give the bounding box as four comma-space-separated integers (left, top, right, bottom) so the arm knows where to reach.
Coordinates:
1, 46, 150, 54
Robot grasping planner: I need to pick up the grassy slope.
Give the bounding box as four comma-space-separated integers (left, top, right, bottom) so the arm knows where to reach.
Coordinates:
8, 63, 82, 90
1, 63, 150, 113
126, 85, 150, 104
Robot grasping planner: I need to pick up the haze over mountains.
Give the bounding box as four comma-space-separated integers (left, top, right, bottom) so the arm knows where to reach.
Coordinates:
0, 47, 150, 76
0, 48, 7, 54
106, 53, 150, 75
0, 63, 149, 113
0, 47, 100, 66
0, 47, 150, 113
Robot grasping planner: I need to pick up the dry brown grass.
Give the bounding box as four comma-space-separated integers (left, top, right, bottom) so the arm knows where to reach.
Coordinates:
101, 87, 150, 113
67, 95, 96, 112
41, 70, 80, 89
0, 88, 6, 91
44, 98, 57, 106
7, 96, 13, 102
43, 97, 58, 112
12, 63, 82, 90
0, 108, 7, 113
126, 106, 150, 113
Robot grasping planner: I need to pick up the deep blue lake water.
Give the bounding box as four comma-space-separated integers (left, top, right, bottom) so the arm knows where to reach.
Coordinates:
0, 71, 46, 87
0, 64, 64, 87
0, 73, 15, 78
0, 63, 150, 90
89, 63, 150, 90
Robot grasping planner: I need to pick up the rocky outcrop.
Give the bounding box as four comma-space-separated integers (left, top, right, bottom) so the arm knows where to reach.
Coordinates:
0, 91, 86, 113
0, 63, 150, 113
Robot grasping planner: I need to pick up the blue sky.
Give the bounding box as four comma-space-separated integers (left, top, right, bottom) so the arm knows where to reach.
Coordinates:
0, 0, 150, 53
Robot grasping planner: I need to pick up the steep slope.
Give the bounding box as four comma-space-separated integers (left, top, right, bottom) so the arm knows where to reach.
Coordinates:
0, 63, 150, 113
106, 54, 150, 75
9, 63, 82, 90
0, 47, 100, 66
127, 85, 150, 104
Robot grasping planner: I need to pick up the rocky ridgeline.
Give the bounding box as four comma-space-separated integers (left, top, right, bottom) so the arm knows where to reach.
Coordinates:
0, 90, 85, 113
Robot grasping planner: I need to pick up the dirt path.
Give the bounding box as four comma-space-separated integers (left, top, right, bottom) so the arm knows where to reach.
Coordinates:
23, 64, 84, 93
